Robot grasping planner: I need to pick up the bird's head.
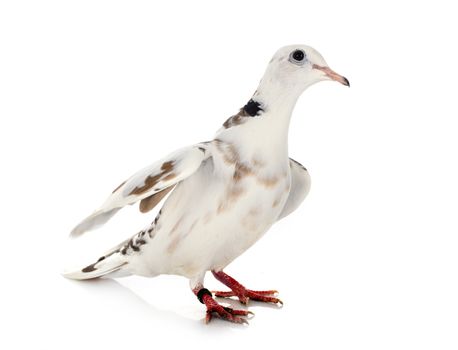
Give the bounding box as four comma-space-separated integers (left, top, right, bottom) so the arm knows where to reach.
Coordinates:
263, 45, 349, 93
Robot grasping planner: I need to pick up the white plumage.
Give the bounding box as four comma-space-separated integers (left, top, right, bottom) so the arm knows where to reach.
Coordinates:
64, 44, 349, 323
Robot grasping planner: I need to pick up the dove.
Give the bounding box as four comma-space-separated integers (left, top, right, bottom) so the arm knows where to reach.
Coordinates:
64, 45, 349, 324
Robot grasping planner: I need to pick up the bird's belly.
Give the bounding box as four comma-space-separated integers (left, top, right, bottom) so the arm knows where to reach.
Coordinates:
148, 173, 291, 278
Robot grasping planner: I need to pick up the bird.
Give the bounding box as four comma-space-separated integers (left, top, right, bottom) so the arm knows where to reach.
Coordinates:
64, 44, 349, 324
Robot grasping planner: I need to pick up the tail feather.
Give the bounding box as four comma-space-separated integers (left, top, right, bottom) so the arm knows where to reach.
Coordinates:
63, 242, 129, 280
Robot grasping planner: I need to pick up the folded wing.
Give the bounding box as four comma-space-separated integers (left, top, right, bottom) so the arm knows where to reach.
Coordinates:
277, 158, 311, 220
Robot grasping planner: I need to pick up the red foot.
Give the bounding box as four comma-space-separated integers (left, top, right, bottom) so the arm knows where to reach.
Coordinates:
212, 270, 283, 305
202, 293, 252, 324
193, 287, 252, 324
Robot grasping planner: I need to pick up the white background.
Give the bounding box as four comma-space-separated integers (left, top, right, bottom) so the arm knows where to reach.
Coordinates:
1, 1, 457, 349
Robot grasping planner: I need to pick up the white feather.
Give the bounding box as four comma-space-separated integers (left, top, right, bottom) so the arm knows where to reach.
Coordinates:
70, 144, 209, 237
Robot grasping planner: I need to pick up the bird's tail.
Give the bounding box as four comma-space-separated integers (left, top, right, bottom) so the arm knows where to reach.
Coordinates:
63, 239, 130, 280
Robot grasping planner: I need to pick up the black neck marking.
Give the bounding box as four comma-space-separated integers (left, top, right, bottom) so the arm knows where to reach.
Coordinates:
243, 99, 263, 117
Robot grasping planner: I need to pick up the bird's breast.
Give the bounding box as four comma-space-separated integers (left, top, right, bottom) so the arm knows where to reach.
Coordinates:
140, 142, 292, 277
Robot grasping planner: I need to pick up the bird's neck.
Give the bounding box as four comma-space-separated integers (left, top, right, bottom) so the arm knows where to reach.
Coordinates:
253, 78, 303, 134
217, 80, 303, 164
250, 79, 303, 152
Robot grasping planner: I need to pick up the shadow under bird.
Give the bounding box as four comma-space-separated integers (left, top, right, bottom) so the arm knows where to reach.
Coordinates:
65, 44, 349, 324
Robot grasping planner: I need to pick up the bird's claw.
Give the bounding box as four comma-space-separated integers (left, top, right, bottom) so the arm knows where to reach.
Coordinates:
205, 304, 251, 324
213, 288, 282, 306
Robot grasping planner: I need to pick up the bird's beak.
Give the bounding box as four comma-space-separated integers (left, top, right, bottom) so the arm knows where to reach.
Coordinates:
313, 64, 350, 87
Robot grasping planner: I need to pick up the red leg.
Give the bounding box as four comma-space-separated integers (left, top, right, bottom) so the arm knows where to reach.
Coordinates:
212, 270, 283, 305
192, 287, 253, 324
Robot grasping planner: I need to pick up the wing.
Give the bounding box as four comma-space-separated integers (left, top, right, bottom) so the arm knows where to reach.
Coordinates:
277, 158, 311, 220
71, 143, 211, 237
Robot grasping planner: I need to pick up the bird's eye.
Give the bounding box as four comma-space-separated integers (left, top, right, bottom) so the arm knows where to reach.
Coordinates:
289, 49, 306, 64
